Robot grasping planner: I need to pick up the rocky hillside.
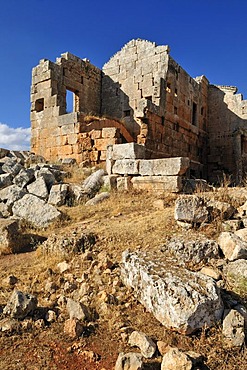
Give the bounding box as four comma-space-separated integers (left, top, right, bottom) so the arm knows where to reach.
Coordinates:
0, 151, 247, 369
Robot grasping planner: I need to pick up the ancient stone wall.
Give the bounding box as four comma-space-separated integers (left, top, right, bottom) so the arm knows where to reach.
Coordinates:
31, 53, 102, 162
30, 39, 247, 183
208, 86, 247, 182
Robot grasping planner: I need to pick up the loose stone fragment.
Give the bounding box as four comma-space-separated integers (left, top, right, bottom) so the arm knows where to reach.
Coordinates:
128, 330, 156, 358
3, 290, 37, 319
115, 352, 143, 370
161, 348, 193, 370
222, 309, 245, 347
218, 232, 247, 261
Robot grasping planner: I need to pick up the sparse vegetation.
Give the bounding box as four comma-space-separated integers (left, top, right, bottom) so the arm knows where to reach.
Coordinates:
1, 169, 247, 369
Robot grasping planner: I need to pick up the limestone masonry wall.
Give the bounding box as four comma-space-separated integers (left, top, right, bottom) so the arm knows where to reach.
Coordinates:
31, 39, 247, 182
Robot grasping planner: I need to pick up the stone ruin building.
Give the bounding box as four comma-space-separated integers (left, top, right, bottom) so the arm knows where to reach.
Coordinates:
31, 39, 247, 184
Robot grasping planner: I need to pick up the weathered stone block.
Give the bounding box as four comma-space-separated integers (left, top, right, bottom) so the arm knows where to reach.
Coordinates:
12, 194, 61, 228
139, 157, 190, 176
102, 127, 120, 138
121, 250, 223, 334
131, 176, 183, 193
117, 176, 132, 191
48, 184, 69, 206
112, 143, 146, 160
94, 138, 117, 151
174, 196, 208, 223
112, 159, 139, 175
0, 174, 13, 189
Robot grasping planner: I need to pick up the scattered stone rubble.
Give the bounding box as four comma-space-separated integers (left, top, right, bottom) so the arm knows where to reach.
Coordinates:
1, 148, 247, 368
0, 148, 111, 233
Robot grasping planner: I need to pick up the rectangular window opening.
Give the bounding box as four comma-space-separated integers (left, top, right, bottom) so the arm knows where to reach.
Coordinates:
66, 88, 80, 113
174, 106, 178, 115
192, 102, 197, 126
174, 88, 178, 97
35, 98, 44, 112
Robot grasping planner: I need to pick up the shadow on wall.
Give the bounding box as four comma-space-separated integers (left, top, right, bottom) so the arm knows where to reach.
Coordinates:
101, 74, 139, 139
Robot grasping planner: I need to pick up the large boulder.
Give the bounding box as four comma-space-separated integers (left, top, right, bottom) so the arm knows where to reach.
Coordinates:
2, 158, 23, 176
12, 194, 61, 228
121, 250, 223, 334
85, 192, 110, 206
40, 229, 96, 256
139, 157, 190, 176
222, 309, 245, 347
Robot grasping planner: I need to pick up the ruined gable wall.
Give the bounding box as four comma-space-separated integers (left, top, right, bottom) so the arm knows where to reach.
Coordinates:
101, 39, 170, 139
207, 86, 247, 182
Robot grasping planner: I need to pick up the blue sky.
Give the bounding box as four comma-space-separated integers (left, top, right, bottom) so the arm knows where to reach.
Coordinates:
0, 0, 247, 149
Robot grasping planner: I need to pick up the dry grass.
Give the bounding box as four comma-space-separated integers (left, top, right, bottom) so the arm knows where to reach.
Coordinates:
0, 187, 247, 369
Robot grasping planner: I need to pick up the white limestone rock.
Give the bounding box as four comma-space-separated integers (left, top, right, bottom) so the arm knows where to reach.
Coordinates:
166, 237, 219, 264
128, 331, 156, 358
27, 176, 49, 199
139, 157, 190, 176
222, 309, 245, 347
112, 159, 139, 175
82, 169, 105, 197
66, 298, 89, 321
3, 290, 37, 319
161, 348, 193, 370
112, 143, 146, 160
0, 184, 26, 207
0, 173, 12, 189
13, 168, 34, 188
115, 352, 143, 370
85, 192, 110, 206
224, 259, 247, 295
175, 196, 208, 224
12, 194, 61, 228
218, 232, 247, 261
131, 175, 183, 193
121, 250, 223, 334
0, 219, 23, 255
48, 183, 68, 206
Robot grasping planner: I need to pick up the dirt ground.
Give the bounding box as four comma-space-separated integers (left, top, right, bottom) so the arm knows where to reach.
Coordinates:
0, 191, 246, 369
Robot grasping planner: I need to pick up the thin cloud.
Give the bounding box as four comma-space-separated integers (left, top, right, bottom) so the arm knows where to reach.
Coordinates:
0, 123, 31, 151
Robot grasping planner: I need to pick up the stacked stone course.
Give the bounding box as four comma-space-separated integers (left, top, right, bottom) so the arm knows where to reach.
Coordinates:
31, 39, 247, 183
